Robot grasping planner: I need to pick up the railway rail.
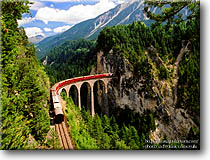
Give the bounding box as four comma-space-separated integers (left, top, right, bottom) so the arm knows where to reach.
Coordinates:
55, 121, 73, 149
51, 73, 112, 149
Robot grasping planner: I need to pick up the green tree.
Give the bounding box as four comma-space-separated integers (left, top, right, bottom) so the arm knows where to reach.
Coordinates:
144, 0, 200, 28
1, 0, 50, 149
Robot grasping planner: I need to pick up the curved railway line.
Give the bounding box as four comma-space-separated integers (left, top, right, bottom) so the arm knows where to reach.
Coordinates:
51, 73, 112, 149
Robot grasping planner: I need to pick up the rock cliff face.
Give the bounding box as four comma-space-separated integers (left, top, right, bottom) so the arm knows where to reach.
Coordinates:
96, 49, 198, 141
97, 50, 145, 113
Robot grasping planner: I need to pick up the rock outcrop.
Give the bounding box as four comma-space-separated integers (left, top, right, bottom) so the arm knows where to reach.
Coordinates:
96, 48, 198, 141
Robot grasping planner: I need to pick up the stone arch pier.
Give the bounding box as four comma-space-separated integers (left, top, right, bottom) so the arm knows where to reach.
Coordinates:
57, 74, 112, 117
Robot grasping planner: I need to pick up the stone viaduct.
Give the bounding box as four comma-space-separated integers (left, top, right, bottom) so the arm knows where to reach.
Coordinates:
54, 74, 112, 117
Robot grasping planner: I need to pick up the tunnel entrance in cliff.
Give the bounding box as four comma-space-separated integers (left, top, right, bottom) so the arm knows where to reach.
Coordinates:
69, 85, 78, 107
80, 82, 91, 111
94, 80, 107, 115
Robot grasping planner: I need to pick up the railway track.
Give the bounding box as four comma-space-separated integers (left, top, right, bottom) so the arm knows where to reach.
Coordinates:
55, 121, 74, 150
51, 74, 112, 150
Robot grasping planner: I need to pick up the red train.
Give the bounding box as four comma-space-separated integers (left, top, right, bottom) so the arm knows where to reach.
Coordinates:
51, 73, 112, 123
54, 73, 112, 91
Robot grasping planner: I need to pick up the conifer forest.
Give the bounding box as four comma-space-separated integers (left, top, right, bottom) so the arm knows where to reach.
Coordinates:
0, 0, 200, 150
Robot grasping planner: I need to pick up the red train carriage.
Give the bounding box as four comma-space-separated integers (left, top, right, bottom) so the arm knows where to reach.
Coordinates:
51, 73, 112, 123
55, 73, 112, 91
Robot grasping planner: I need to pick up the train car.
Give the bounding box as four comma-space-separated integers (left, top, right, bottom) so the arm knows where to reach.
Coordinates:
51, 94, 64, 123
51, 73, 113, 123
76, 77, 83, 82
83, 76, 90, 80
54, 107, 64, 123
56, 85, 59, 91
54, 73, 113, 91
53, 99, 64, 123
51, 91, 57, 96
54, 102, 62, 108
52, 95, 60, 103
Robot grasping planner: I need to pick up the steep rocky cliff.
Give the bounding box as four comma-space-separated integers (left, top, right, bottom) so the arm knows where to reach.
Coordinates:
96, 48, 198, 141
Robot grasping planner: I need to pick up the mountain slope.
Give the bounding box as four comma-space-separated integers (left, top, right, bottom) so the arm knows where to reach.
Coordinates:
36, 0, 189, 59
43, 39, 96, 84
29, 34, 45, 44
36, 0, 155, 59
95, 4, 200, 143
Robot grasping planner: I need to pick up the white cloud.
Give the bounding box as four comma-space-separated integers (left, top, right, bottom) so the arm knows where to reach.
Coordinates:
29, 0, 45, 11
53, 25, 72, 33
44, 27, 52, 32
35, 0, 116, 24
18, 0, 126, 26
18, 17, 35, 26
113, 0, 127, 4
25, 27, 45, 38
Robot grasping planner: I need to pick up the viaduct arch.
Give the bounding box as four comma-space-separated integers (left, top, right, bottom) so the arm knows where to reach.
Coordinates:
53, 74, 112, 117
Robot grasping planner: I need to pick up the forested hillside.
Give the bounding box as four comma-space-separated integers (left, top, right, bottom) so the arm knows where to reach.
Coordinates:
62, 95, 155, 149
97, 0, 200, 123
96, 0, 200, 145
43, 39, 96, 85
0, 1, 54, 149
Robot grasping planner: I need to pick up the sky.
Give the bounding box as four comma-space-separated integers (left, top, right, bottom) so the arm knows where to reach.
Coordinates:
18, 0, 128, 38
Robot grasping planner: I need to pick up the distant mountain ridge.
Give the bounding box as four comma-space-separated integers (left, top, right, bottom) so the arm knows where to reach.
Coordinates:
36, 0, 152, 59
29, 34, 45, 44
36, 0, 188, 59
